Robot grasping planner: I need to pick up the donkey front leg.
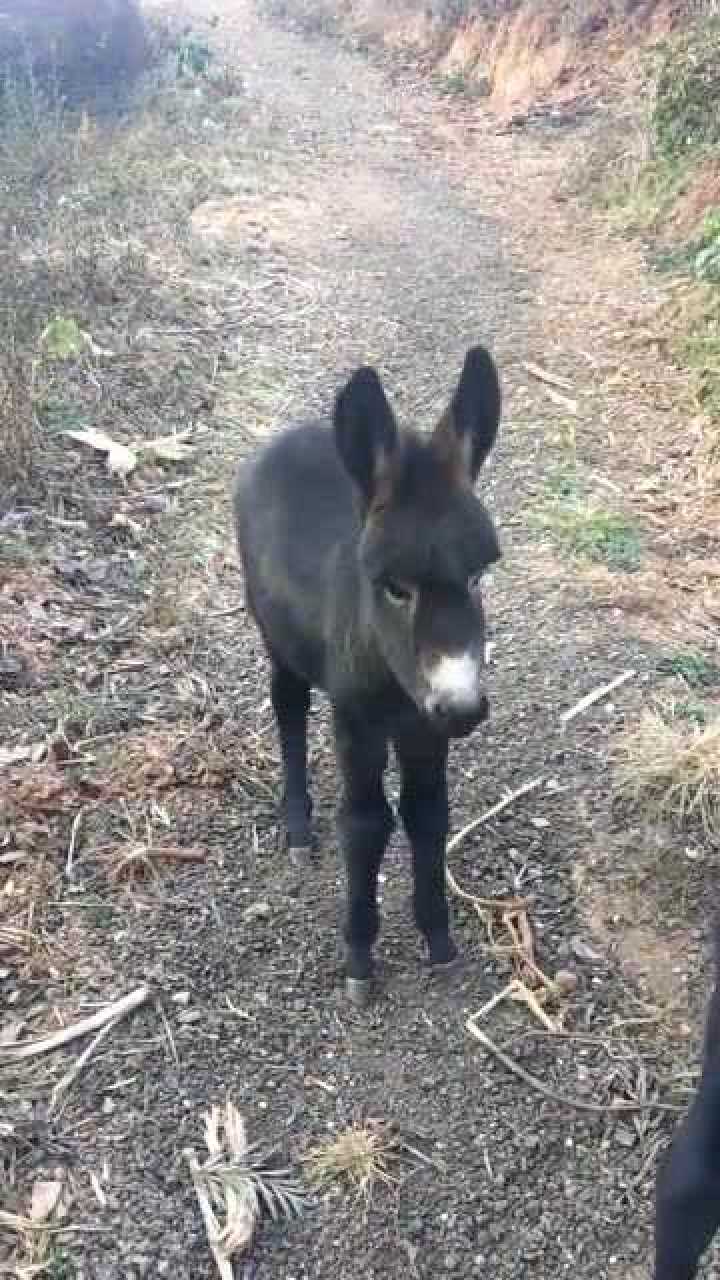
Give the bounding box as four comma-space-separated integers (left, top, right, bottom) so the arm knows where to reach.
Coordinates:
270, 660, 313, 859
334, 710, 394, 1005
395, 732, 457, 970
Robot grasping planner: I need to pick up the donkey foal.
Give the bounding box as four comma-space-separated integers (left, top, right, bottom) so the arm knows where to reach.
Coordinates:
654, 918, 720, 1280
233, 345, 502, 1004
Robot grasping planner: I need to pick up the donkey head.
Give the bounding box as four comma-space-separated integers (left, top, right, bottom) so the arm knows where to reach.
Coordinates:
334, 345, 502, 737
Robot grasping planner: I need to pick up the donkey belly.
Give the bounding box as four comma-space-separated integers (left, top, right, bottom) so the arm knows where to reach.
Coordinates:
245, 564, 327, 689
234, 420, 357, 693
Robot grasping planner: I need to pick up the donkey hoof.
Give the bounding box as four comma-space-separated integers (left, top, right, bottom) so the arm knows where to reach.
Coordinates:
289, 844, 313, 868
430, 951, 463, 977
345, 976, 373, 1007
427, 936, 461, 974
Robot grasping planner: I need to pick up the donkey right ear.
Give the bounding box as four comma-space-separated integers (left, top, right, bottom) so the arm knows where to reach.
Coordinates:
333, 366, 399, 507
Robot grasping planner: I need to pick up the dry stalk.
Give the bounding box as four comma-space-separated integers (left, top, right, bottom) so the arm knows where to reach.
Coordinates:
465, 1006, 682, 1116
184, 1101, 306, 1280
0, 985, 150, 1062
445, 776, 560, 996
561, 669, 636, 726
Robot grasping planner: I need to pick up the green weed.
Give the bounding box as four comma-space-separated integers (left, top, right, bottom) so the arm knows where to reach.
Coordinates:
434, 69, 490, 99
658, 653, 720, 689
44, 1250, 75, 1280
650, 22, 720, 161
175, 30, 214, 79
544, 464, 580, 501
536, 500, 642, 570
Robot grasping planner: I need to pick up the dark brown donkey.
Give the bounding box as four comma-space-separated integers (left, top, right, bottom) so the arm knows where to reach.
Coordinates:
233, 346, 502, 1003
654, 917, 720, 1280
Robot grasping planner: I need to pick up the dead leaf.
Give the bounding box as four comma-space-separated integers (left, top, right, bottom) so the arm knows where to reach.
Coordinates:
110, 512, 144, 537
30, 1180, 63, 1222
0, 1019, 25, 1046
64, 428, 137, 477
571, 937, 605, 965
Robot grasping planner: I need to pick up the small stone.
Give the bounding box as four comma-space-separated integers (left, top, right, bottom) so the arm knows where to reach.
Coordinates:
554, 968, 579, 995
615, 1125, 636, 1148
571, 937, 604, 965
243, 900, 271, 922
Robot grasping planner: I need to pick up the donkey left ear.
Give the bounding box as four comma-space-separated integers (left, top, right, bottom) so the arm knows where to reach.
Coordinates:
432, 345, 501, 484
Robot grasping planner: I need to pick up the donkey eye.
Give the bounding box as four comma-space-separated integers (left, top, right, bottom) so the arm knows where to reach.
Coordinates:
383, 579, 414, 607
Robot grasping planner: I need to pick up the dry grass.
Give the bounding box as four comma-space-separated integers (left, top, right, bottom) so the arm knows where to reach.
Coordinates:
615, 707, 720, 836
301, 1119, 430, 1199
303, 1122, 400, 1197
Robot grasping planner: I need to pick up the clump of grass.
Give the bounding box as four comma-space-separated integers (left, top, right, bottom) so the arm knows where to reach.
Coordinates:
302, 1120, 424, 1200
304, 1123, 398, 1197
175, 29, 215, 80
434, 68, 490, 100
537, 499, 641, 570
675, 289, 720, 422
544, 463, 579, 501
650, 20, 720, 162
615, 706, 720, 836
658, 652, 720, 689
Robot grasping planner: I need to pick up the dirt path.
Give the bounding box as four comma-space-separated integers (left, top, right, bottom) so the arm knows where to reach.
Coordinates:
2, 3, 717, 1278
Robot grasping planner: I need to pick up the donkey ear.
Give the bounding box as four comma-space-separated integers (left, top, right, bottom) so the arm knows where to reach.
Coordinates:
333, 366, 398, 506
432, 345, 501, 484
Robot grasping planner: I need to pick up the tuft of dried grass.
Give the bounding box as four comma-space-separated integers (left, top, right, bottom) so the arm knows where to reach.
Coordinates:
615, 707, 720, 835
302, 1119, 423, 1199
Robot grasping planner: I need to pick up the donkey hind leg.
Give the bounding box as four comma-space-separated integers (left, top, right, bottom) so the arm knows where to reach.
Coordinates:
334, 712, 394, 1004
395, 733, 458, 971
270, 660, 313, 859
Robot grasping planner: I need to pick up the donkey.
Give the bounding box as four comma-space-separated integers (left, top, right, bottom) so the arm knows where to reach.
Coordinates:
654, 918, 720, 1280
233, 345, 502, 1004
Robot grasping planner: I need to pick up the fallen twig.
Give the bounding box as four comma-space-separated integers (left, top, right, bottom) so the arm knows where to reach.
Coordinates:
465, 1014, 682, 1114
65, 807, 86, 880
560, 669, 636, 726
522, 360, 574, 392
0, 985, 150, 1061
446, 776, 545, 856
544, 385, 579, 415
49, 1017, 120, 1116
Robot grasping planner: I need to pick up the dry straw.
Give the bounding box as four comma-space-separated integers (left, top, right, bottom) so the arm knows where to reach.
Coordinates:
615, 706, 720, 835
